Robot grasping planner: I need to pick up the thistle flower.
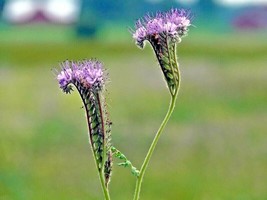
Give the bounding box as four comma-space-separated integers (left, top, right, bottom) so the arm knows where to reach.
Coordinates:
132, 9, 192, 96
56, 59, 112, 186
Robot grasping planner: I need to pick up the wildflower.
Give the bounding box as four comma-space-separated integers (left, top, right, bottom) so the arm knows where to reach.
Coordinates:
56, 60, 104, 93
56, 59, 112, 186
133, 9, 191, 48
132, 9, 192, 96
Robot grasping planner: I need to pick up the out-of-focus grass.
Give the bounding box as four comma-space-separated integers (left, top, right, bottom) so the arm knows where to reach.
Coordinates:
0, 32, 267, 200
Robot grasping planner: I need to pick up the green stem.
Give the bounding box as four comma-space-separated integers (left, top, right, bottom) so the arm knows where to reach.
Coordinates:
133, 52, 180, 199
133, 90, 179, 200
98, 169, 111, 200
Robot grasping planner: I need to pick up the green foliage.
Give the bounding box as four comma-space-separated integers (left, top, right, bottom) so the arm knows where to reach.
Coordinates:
111, 146, 140, 177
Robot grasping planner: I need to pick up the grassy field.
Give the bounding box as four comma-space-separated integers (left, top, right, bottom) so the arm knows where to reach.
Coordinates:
0, 31, 267, 200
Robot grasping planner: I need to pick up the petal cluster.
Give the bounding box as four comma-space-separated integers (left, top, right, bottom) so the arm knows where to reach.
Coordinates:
56, 59, 104, 93
133, 9, 191, 48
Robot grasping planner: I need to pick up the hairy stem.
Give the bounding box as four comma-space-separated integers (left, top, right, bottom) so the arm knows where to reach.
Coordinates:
76, 87, 111, 200
86, 102, 111, 200
95, 92, 111, 200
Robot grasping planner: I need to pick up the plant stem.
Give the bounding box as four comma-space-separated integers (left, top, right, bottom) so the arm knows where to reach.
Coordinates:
133, 47, 180, 199
76, 88, 111, 200
133, 90, 179, 200
98, 169, 111, 200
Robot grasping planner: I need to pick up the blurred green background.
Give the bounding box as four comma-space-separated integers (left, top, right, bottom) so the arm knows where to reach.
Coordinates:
1, 1, 267, 200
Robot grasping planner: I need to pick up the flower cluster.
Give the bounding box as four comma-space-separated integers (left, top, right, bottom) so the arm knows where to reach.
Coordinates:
56, 59, 104, 93
56, 59, 112, 186
132, 9, 191, 48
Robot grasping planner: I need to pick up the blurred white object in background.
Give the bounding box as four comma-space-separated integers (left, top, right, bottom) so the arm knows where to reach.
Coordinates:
3, 0, 35, 23
2, 0, 81, 24
44, 0, 81, 24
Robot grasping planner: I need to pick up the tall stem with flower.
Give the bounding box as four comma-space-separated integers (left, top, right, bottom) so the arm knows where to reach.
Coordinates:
131, 9, 191, 200
55, 60, 112, 200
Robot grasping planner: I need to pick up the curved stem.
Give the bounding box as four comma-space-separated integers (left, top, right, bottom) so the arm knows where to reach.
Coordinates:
76, 87, 111, 200
133, 40, 181, 199
133, 89, 179, 200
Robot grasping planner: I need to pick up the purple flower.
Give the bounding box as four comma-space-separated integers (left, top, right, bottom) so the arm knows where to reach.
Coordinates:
56, 59, 104, 93
146, 18, 164, 35
55, 59, 112, 186
132, 9, 191, 48
133, 20, 147, 48
81, 60, 103, 86
132, 9, 192, 96
57, 67, 73, 89
163, 22, 178, 36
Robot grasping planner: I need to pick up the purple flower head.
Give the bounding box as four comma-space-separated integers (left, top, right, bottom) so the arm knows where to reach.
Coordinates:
56, 59, 105, 93
80, 60, 104, 87
57, 67, 73, 89
164, 22, 178, 36
132, 8, 191, 48
133, 20, 147, 48
146, 18, 164, 35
